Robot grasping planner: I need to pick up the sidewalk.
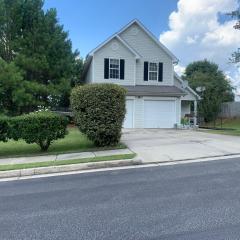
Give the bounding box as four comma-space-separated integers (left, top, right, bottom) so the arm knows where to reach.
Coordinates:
0, 148, 133, 165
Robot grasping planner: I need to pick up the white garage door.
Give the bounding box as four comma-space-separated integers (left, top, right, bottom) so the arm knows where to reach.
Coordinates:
123, 100, 134, 128
144, 100, 176, 128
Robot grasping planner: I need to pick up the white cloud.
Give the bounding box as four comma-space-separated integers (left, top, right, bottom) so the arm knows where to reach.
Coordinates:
160, 0, 240, 100
174, 64, 185, 76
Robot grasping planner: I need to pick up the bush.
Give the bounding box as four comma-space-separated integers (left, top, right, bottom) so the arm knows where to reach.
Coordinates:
0, 116, 10, 142
9, 111, 68, 151
71, 83, 126, 147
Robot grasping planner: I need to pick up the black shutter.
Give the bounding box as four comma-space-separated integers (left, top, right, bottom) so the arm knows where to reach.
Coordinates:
120, 59, 125, 80
104, 58, 109, 79
144, 61, 148, 81
158, 62, 163, 82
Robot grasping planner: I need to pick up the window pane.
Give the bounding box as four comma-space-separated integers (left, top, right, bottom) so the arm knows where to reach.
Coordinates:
109, 58, 119, 79
149, 72, 157, 81
110, 68, 119, 79
149, 62, 157, 71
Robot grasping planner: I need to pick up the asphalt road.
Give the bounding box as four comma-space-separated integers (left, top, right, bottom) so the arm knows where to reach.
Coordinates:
1, 158, 240, 240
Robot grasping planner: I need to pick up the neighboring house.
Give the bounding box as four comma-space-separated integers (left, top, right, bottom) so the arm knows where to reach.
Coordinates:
82, 19, 200, 128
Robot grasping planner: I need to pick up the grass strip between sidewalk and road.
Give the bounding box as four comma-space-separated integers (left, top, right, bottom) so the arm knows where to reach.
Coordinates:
0, 153, 136, 171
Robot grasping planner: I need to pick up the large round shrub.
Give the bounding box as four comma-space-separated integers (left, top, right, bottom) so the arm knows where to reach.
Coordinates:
71, 83, 126, 147
10, 111, 68, 151
0, 116, 10, 142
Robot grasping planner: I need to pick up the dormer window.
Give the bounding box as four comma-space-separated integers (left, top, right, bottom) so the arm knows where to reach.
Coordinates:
109, 58, 120, 79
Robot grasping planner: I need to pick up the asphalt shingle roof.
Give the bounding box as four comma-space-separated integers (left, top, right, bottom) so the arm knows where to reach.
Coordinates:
123, 85, 186, 97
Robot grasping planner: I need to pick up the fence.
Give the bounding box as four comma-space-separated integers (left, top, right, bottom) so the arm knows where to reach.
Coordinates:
219, 102, 240, 118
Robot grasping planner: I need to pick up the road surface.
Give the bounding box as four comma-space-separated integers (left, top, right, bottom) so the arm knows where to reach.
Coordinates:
1, 157, 240, 239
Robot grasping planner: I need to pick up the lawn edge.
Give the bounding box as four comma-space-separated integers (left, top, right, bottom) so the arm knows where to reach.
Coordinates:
199, 129, 240, 137
0, 155, 141, 179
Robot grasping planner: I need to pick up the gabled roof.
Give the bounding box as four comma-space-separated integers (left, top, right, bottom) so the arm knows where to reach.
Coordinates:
174, 73, 201, 100
117, 19, 178, 63
88, 34, 141, 59
87, 19, 178, 63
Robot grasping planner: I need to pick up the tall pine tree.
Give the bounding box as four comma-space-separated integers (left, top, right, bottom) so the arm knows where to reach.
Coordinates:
0, 0, 81, 114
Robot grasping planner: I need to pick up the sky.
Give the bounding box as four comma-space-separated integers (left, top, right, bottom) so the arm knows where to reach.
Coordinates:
44, 0, 240, 99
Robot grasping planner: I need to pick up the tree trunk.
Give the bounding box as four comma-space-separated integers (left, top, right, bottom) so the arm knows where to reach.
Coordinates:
39, 139, 51, 151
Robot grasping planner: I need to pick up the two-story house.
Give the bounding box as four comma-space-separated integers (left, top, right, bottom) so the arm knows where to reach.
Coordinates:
82, 19, 200, 128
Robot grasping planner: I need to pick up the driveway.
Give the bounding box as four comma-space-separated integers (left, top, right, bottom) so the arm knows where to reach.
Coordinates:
122, 129, 240, 163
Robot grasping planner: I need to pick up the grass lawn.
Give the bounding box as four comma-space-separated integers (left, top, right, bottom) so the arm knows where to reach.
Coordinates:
0, 153, 136, 171
201, 118, 240, 136
0, 127, 126, 158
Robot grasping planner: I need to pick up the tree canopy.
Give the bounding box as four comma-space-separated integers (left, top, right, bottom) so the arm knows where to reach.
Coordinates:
0, 0, 83, 115
184, 60, 234, 123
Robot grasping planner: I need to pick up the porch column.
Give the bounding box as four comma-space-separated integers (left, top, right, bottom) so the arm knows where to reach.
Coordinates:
194, 100, 197, 126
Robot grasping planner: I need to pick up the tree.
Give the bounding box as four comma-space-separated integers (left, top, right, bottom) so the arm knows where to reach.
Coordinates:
0, 58, 41, 115
0, 0, 81, 114
184, 60, 234, 123
226, 5, 240, 63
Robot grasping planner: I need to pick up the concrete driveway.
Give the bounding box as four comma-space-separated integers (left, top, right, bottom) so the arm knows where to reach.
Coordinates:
122, 129, 240, 163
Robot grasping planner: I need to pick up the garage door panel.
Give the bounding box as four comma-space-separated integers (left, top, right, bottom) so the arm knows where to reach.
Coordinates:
144, 100, 175, 128
123, 100, 133, 128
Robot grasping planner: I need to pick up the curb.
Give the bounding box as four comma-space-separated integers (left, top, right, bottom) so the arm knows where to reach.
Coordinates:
139, 153, 240, 166
0, 159, 142, 179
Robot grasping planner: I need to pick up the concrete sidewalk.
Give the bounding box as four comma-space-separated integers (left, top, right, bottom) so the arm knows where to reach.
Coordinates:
0, 148, 133, 165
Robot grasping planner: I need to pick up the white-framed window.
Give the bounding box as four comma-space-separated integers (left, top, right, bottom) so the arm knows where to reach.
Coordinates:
148, 62, 158, 81
109, 58, 120, 79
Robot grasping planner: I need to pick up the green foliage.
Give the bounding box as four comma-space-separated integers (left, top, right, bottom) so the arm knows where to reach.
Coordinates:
0, 0, 82, 114
0, 116, 9, 142
181, 117, 189, 125
71, 83, 126, 147
9, 111, 68, 151
0, 58, 39, 115
184, 60, 234, 122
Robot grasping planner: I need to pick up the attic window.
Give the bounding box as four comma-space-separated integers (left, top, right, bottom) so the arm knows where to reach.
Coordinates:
149, 62, 158, 81
109, 58, 120, 79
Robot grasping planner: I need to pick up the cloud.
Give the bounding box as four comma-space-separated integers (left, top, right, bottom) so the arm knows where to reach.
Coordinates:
160, 0, 240, 100
174, 64, 185, 76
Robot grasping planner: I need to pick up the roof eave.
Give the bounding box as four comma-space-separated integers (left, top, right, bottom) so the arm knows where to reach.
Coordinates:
127, 92, 187, 97
87, 19, 179, 62
174, 73, 201, 100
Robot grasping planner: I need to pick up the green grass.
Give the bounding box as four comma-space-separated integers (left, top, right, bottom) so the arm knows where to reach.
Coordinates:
201, 118, 240, 136
0, 153, 136, 171
0, 127, 126, 158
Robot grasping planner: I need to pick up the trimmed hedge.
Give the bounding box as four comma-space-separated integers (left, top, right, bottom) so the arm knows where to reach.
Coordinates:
71, 83, 126, 147
9, 111, 68, 151
0, 117, 10, 142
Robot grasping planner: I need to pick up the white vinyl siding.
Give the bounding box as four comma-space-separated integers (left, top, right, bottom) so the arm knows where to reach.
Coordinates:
93, 37, 135, 85
119, 23, 173, 86
123, 99, 134, 128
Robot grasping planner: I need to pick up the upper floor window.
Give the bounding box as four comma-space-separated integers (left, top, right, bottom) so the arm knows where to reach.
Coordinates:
149, 62, 158, 81
144, 61, 163, 82
104, 58, 125, 80
109, 58, 120, 79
